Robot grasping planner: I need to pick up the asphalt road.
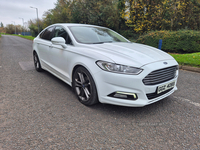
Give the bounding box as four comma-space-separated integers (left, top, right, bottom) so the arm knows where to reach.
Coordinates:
0, 35, 200, 150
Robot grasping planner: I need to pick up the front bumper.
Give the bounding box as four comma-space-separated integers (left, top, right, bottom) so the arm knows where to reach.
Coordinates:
93, 60, 178, 107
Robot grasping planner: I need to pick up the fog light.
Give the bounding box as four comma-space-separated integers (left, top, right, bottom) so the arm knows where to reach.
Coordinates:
108, 92, 138, 100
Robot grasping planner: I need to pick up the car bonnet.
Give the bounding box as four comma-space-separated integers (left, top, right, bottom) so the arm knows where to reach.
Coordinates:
85, 42, 174, 68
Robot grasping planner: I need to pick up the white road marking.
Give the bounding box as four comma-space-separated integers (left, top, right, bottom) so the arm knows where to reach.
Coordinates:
173, 96, 200, 107
19, 61, 34, 71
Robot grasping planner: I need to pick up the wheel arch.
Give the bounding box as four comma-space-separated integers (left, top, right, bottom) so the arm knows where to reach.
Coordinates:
33, 50, 43, 72
71, 63, 99, 92
33, 50, 40, 58
71, 64, 92, 84
71, 65, 82, 82
71, 64, 99, 105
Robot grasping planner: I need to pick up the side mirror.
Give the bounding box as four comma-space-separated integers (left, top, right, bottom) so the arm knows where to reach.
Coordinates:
51, 37, 67, 48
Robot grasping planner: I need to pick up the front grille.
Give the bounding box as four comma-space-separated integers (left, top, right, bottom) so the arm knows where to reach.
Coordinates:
146, 88, 173, 100
143, 66, 177, 85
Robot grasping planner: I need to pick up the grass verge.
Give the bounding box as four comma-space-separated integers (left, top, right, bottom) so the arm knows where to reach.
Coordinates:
170, 52, 200, 68
4, 34, 35, 40
14, 35, 35, 40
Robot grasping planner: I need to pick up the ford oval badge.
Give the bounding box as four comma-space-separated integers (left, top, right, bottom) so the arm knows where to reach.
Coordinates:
163, 62, 168, 65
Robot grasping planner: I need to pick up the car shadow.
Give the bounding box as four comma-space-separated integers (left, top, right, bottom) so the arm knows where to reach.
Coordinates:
41, 70, 73, 91
39, 70, 174, 116
89, 97, 173, 114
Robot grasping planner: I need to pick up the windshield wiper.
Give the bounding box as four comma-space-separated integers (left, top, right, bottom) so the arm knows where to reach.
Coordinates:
92, 42, 104, 44
92, 41, 113, 44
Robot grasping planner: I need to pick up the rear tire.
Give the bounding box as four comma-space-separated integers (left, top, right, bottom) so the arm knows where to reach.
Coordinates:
33, 52, 43, 72
72, 66, 98, 106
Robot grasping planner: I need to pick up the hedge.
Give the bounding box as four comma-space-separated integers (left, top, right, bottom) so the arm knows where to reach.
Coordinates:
119, 30, 140, 42
136, 30, 200, 53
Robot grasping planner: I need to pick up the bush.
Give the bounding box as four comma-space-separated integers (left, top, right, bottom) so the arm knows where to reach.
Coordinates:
136, 30, 200, 53
119, 30, 140, 42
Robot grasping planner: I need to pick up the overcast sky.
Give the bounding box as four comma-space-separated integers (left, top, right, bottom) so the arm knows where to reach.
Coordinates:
0, 0, 57, 27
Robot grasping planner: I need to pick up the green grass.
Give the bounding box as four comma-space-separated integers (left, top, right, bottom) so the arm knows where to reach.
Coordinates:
14, 35, 35, 40
4, 34, 35, 40
170, 52, 200, 67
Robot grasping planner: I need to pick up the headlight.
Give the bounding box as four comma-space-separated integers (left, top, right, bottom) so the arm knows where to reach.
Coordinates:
96, 61, 143, 75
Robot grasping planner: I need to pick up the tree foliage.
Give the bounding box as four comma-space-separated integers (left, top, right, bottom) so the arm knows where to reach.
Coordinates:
28, 0, 200, 36
28, 19, 43, 36
41, 0, 121, 31
124, 0, 200, 34
5, 24, 28, 34
0, 22, 4, 27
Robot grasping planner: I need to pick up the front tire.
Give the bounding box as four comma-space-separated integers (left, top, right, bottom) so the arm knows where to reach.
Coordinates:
72, 66, 98, 106
33, 52, 43, 72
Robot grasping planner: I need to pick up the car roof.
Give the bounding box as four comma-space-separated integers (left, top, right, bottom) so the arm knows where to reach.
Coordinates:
52, 23, 106, 28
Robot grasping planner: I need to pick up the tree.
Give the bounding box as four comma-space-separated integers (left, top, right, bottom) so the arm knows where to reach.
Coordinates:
42, 0, 121, 31
0, 27, 6, 34
5, 24, 22, 34
0, 22, 3, 27
118, 0, 127, 30
28, 19, 43, 36
122, 0, 200, 34
32, 0, 200, 37
43, 0, 72, 27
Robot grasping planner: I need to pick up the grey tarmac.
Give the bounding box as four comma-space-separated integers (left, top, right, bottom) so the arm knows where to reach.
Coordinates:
0, 35, 200, 149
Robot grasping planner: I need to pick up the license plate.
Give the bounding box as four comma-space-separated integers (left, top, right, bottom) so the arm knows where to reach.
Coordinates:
157, 81, 175, 94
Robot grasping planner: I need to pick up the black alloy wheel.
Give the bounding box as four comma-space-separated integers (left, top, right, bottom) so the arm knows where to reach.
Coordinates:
33, 52, 43, 72
73, 66, 98, 106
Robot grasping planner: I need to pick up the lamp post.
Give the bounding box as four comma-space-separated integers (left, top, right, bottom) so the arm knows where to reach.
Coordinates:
19, 17, 24, 36
12, 21, 16, 35
30, 6, 39, 35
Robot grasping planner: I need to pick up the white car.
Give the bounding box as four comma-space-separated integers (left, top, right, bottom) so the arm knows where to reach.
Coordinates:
33, 23, 179, 107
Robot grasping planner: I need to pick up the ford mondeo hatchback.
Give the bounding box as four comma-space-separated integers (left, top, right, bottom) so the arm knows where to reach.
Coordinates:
33, 23, 179, 107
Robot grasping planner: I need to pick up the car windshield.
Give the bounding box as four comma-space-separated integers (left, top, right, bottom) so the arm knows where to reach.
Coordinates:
69, 26, 129, 44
